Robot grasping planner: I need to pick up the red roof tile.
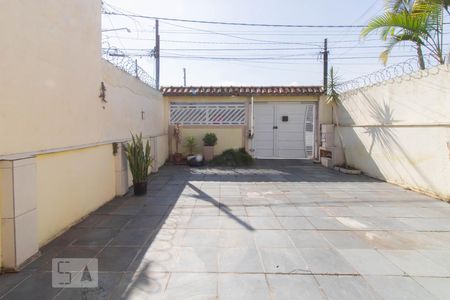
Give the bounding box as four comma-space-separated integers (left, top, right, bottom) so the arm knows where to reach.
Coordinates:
161, 86, 323, 97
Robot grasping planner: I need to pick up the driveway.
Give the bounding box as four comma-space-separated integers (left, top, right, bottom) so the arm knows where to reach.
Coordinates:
1, 160, 450, 299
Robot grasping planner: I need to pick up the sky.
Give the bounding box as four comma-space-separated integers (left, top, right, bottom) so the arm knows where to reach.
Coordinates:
102, 0, 449, 87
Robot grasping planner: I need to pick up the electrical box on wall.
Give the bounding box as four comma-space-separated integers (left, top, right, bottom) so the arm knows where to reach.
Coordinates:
282, 116, 288, 122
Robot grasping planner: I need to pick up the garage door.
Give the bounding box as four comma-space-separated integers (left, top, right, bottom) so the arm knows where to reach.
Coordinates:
252, 103, 315, 159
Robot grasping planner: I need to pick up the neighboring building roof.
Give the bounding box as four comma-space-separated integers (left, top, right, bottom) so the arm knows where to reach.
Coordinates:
161, 86, 323, 97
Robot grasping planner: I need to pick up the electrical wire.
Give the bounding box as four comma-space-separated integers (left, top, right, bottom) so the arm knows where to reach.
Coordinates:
103, 11, 368, 28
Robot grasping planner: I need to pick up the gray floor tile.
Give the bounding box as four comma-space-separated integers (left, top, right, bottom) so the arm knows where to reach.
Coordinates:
380, 250, 450, 277
218, 274, 270, 300
131, 247, 180, 273
365, 275, 437, 300
246, 206, 275, 217
219, 215, 252, 230
187, 216, 220, 229
0, 272, 32, 298
219, 247, 264, 273
219, 229, 256, 248
307, 217, 349, 230
248, 217, 282, 229
398, 217, 450, 231
353, 230, 420, 250
413, 277, 450, 300
97, 247, 140, 272
277, 217, 314, 230
55, 272, 123, 300
1, 272, 61, 300
172, 247, 219, 272
316, 275, 382, 300
5, 162, 450, 300
124, 216, 162, 229
259, 248, 309, 274
254, 230, 295, 248
72, 228, 118, 246
338, 249, 404, 275
288, 230, 331, 249
165, 273, 217, 300
96, 215, 133, 229
321, 231, 373, 249
271, 206, 303, 217
267, 274, 326, 300
110, 228, 154, 247
297, 207, 328, 217
300, 248, 358, 274
181, 229, 220, 247
419, 250, 450, 271
112, 272, 170, 300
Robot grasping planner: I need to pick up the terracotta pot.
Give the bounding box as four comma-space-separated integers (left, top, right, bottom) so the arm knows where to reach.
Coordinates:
133, 181, 147, 196
203, 146, 214, 161
173, 153, 184, 164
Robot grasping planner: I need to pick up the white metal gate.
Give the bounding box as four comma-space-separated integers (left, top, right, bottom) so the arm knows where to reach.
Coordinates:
252, 103, 315, 159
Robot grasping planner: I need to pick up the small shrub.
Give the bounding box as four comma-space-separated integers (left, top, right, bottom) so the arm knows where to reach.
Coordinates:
184, 136, 196, 154
211, 148, 254, 167
203, 133, 218, 146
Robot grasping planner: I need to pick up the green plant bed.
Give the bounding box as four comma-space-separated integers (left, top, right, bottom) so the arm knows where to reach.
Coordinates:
210, 148, 254, 167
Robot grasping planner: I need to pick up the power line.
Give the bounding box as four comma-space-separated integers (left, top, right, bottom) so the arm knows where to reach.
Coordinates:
103, 11, 368, 28
159, 54, 416, 60
160, 20, 323, 47
102, 35, 381, 45
104, 45, 422, 51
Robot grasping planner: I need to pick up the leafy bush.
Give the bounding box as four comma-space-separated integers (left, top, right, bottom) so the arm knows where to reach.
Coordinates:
211, 148, 254, 167
203, 133, 218, 146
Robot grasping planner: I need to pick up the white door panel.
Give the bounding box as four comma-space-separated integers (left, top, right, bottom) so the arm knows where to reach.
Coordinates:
253, 102, 314, 159
253, 104, 275, 158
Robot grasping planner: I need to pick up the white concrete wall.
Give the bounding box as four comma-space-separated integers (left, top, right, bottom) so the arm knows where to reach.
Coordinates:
337, 65, 450, 200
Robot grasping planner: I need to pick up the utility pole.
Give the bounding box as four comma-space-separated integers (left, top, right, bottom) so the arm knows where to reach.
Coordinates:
322, 38, 329, 93
183, 68, 186, 87
154, 19, 160, 89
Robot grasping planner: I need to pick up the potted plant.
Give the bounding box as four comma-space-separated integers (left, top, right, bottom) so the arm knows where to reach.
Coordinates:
124, 133, 154, 196
202, 132, 217, 162
185, 136, 196, 156
172, 124, 183, 164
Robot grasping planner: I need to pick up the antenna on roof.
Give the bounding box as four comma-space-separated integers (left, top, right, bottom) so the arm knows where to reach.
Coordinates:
183, 68, 187, 87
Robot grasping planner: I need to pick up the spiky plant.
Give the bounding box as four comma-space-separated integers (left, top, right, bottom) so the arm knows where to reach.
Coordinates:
326, 67, 349, 168
124, 133, 153, 184
184, 136, 197, 154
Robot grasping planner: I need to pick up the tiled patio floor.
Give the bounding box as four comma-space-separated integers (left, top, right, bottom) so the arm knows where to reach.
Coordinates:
1, 160, 450, 299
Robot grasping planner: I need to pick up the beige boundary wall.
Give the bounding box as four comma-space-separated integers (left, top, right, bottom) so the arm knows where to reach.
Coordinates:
0, 0, 167, 269
165, 95, 324, 157
336, 65, 450, 200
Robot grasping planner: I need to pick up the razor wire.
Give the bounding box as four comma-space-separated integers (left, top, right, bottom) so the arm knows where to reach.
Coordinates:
102, 44, 156, 88
340, 53, 447, 93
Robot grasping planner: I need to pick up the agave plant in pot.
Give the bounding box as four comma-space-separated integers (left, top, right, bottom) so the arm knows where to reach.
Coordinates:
202, 132, 217, 162
124, 133, 154, 196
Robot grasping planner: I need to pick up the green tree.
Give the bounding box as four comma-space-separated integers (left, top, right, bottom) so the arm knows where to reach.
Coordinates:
361, 0, 446, 68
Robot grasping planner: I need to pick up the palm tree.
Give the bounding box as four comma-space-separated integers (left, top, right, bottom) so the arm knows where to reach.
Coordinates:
361, 0, 445, 68
326, 67, 349, 168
